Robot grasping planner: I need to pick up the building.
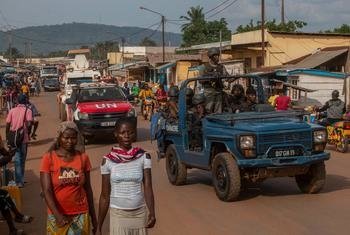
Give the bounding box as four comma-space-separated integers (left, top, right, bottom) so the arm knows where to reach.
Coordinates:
123, 46, 176, 56
231, 30, 350, 70
275, 69, 347, 105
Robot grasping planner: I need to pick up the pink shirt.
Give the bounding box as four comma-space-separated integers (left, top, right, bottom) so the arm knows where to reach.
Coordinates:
6, 105, 33, 143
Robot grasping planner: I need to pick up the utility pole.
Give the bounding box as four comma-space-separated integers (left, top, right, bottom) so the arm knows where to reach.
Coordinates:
219, 30, 222, 62
29, 42, 32, 64
121, 37, 125, 67
24, 42, 28, 62
7, 31, 12, 62
261, 0, 265, 66
140, 6, 166, 62
161, 15, 165, 63
281, 0, 285, 24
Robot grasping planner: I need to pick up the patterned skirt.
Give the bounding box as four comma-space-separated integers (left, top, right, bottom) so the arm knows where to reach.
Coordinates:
47, 212, 90, 235
110, 206, 147, 235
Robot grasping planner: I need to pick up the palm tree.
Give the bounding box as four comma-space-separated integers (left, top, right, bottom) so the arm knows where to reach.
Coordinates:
180, 6, 205, 31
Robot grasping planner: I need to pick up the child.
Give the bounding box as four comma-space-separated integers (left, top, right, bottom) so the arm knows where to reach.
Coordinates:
97, 118, 156, 235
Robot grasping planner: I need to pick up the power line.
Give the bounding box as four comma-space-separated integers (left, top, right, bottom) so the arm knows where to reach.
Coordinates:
207, 0, 240, 19
205, 0, 231, 15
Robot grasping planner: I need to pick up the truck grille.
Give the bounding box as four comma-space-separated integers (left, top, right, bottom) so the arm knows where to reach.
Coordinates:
88, 112, 127, 120
258, 131, 312, 154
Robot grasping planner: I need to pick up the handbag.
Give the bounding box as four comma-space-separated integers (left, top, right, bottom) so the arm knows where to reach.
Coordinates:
7, 107, 28, 148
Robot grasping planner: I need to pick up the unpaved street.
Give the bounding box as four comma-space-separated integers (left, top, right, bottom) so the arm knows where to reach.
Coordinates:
1, 91, 350, 235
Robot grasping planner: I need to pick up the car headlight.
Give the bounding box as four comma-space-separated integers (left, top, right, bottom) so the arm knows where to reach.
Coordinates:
78, 112, 89, 120
127, 108, 136, 117
313, 130, 327, 143
239, 135, 255, 149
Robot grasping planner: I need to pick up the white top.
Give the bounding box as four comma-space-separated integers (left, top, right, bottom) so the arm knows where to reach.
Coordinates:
100, 154, 151, 210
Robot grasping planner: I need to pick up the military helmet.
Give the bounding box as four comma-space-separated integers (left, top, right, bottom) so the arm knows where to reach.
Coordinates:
168, 86, 179, 97
192, 93, 206, 105
207, 47, 220, 57
332, 90, 339, 98
186, 87, 194, 97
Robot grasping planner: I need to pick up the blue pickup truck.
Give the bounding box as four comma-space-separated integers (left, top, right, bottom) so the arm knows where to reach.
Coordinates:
153, 75, 330, 201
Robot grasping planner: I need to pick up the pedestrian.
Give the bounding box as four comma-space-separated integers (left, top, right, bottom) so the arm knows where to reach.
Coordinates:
275, 88, 291, 111
5, 94, 33, 187
40, 121, 97, 234
20, 83, 29, 97
0, 133, 34, 235
97, 118, 156, 235
123, 82, 130, 96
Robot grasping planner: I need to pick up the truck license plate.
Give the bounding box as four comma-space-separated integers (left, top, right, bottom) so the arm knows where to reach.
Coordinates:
274, 149, 296, 157
101, 121, 116, 127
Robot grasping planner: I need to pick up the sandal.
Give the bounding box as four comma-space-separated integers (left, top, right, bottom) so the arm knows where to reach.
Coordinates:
15, 215, 33, 224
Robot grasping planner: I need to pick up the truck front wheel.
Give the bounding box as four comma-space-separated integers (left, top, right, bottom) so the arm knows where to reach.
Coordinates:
295, 162, 326, 194
212, 153, 241, 202
165, 144, 187, 185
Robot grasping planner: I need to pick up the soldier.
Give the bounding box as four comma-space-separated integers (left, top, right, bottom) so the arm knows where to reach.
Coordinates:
201, 47, 229, 114
167, 86, 179, 120
190, 94, 207, 151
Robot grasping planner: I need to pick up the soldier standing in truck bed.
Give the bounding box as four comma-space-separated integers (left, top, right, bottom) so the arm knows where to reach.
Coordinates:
202, 47, 229, 114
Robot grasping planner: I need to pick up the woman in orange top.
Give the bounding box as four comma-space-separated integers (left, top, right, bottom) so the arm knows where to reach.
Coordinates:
40, 122, 97, 234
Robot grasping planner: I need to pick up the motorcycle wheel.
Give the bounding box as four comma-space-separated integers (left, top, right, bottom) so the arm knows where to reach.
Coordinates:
336, 137, 348, 153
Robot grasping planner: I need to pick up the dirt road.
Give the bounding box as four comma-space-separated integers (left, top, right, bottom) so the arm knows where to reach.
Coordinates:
1, 92, 350, 235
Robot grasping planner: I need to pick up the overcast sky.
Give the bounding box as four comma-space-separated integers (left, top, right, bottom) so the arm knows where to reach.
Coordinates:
1, 0, 349, 33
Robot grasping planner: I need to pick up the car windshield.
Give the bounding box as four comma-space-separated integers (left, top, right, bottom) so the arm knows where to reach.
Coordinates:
68, 77, 93, 85
78, 87, 126, 102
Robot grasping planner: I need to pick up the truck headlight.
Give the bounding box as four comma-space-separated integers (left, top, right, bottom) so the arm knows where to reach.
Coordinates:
127, 108, 136, 117
239, 135, 256, 158
313, 130, 327, 143
313, 129, 327, 152
78, 112, 89, 120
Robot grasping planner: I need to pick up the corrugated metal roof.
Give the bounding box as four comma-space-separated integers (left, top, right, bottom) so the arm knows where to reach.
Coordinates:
156, 62, 176, 71
68, 49, 91, 55
292, 49, 348, 69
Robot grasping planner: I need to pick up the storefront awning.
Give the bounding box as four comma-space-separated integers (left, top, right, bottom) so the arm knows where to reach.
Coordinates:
156, 62, 176, 71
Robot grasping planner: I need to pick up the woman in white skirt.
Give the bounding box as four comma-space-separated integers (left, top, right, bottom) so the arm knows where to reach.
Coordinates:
96, 118, 156, 235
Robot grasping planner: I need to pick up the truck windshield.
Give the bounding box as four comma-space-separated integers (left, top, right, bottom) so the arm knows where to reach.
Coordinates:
68, 77, 93, 85
42, 67, 58, 75
45, 79, 59, 85
78, 87, 126, 102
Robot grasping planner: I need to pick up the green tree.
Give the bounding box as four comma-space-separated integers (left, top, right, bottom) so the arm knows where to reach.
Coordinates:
180, 6, 231, 47
47, 50, 68, 57
4, 47, 22, 59
325, 24, 350, 34
236, 19, 307, 33
139, 37, 157, 46
91, 41, 119, 60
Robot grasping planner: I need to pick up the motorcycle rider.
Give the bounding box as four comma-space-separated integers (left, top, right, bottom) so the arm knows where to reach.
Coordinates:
138, 83, 154, 115
155, 84, 167, 102
317, 90, 345, 126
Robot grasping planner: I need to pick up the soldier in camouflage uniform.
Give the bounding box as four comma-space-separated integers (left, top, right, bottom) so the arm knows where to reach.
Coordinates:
202, 47, 229, 114
189, 94, 207, 151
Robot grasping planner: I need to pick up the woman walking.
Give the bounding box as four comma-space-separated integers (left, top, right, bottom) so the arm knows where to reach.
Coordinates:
40, 121, 97, 234
97, 118, 156, 235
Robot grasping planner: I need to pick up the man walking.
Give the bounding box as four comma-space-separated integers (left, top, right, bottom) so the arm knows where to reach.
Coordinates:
5, 94, 33, 187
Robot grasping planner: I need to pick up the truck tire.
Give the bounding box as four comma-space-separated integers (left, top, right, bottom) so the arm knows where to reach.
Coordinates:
295, 162, 326, 194
165, 144, 187, 185
60, 103, 67, 121
212, 153, 241, 202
